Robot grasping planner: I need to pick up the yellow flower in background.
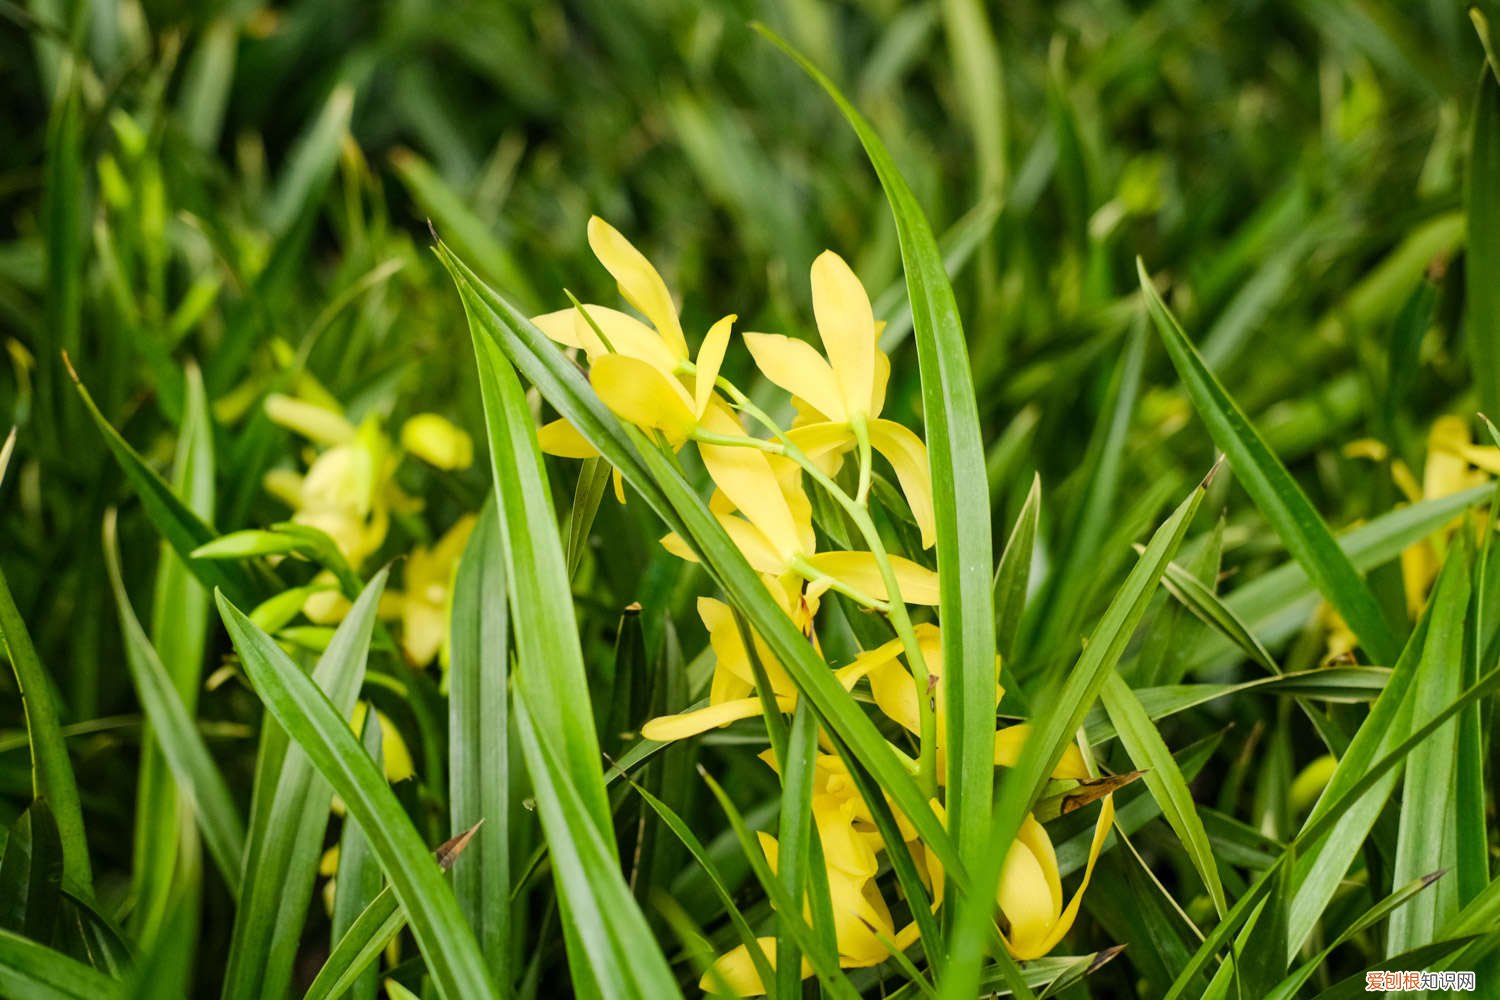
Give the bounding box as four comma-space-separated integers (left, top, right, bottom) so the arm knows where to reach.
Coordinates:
349, 701, 414, 784
745, 251, 935, 548
400, 413, 474, 470
1343, 416, 1500, 619
396, 514, 477, 667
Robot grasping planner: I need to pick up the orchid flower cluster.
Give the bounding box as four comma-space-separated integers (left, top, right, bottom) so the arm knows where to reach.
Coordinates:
259, 372, 476, 671
534, 218, 1116, 994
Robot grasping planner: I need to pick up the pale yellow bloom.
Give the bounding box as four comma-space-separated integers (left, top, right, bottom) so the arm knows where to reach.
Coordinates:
395, 514, 477, 667
745, 251, 935, 548
400, 413, 474, 471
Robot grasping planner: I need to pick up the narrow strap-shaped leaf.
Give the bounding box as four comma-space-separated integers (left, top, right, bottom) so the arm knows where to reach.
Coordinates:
217, 588, 497, 1000
993, 475, 1040, 666
103, 512, 244, 897
754, 20, 998, 893
512, 691, 681, 998
220, 566, 388, 1000
69, 367, 262, 606
0, 563, 90, 893
1101, 673, 1228, 917
466, 299, 611, 838
448, 500, 511, 979
0, 927, 125, 1000
1137, 260, 1400, 665
1468, 66, 1500, 417
328, 710, 385, 1000
947, 476, 1207, 1000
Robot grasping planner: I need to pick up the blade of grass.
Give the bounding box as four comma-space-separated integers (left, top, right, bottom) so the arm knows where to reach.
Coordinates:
329, 710, 386, 1000
219, 566, 387, 1000
0, 565, 90, 894
512, 690, 680, 997
68, 364, 261, 605
216, 588, 497, 1000
448, 500, 511, 978
1100, 672, 1228, 917
1387, 546, 1470, 954
0, 928, 124, 1000
1138, 260, 1400, 665
102, 510, 244, 897
754, 20, 998, 934
1468, 67, 1500, 417
132, 362, 215, 942
993, 474, 1040, 665
946, 473, 1207, 999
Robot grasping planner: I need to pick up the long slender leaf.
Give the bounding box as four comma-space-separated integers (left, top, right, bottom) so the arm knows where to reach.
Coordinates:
220, 566, 387, 1000
0, 564, 90, 893
512, 691, 681, 998
754, 20, 998, 899
0, 928, 124, 1000
217, 587, 497, 1000
328, 709, 386, 1000
947, 475, 1207, 999
1138, 260, 1400, 665
1468, 66, 1500, 417
102, 511, 243, 897
448, 499, 511, 979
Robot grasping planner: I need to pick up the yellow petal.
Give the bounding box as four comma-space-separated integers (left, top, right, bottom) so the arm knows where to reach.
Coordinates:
587, 216, 688, 360
536, 417, 600, 459
810, 251, 876, 420
785, 421, 856, 476
1425, 416, 1473, 500
531, 308, 585, 349
869, 351, 891, 417
743, 332, 845, 422
801, 551, 940, 605
997, 821, 1060, 959
715, 515, 786, 576
400, 413, 473, 471
696, 315, 735, 417
702, 937, 807, 996
264, 393, 355, 446
698, 407, 804, 561
639, 696, 792, 742
869, 419, 935, 549
699, 597, 793, 695
815, 793, 878, 879
589, 354, 697, 437
660, 531, 699, 563
1023, 795, 1115, 958
577, 305, 681, 373
995, 724, 1089, 779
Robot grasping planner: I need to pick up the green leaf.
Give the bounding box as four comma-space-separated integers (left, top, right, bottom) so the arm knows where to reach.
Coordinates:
220, 566, 387, 1000
1387, 547, 1470, 954
512, 691, 681, 997
1138, 259, 1400, 666
265, 85, 354, 237
948, 476, 1206, 1000
0, 928, 124, 1000
467, 311, 611, 837
754, 21, 998, 923
1468, 67, 1500, 417
0, 563, 90, 893
448, 500, 511, 976
216, 587, 497, 1000
328, 709, 386, 1000
1100, 673, 1228, 917
102, 510, 245, 898
993, 475, 1040, 666
133, 362, 215, 943
69, 367, 262, 606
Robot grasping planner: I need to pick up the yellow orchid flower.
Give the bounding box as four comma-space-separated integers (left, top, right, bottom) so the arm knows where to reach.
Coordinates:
1342, 417, 1500, 620
705, 818, 919, 995
264, 415, 397, 569
530, 217, 734, 465
395, 514, 477, 668
660, 408, 940, 608
399, 413, 474, 471
639, 596, 880, 742
919, 797, 1115, 961
744, 251, 935, 548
